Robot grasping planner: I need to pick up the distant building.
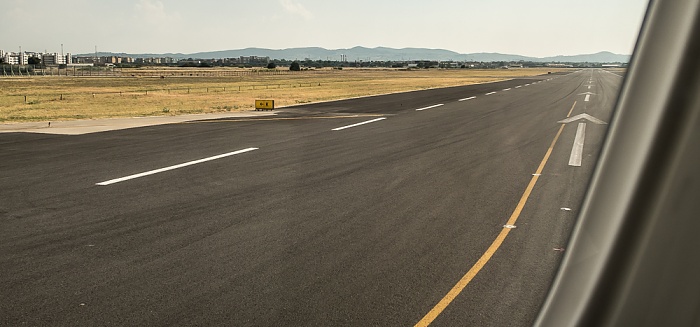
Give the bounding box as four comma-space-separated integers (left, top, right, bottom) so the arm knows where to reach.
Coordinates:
439, 62, 460, 68
1, 49, 72, 66
2, 52, 30, 65
73, 55, 133, 66
73, 56, 92, 64
102, 56, 120, 64
220, 56, 270, 65
3, 52, 19, 65
19, 52, 29, 65
41, 53, 70, 65
242, 56, 269, 63
177, 59, 201, 65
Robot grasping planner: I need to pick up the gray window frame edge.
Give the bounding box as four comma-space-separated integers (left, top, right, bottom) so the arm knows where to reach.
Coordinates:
534, 0, 700, 326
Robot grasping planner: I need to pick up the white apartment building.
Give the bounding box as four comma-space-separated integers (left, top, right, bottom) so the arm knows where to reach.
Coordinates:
3, 52, 19, 65
2, 50, 72, 65
19, 52, 29, 65
41, 52, 72, 65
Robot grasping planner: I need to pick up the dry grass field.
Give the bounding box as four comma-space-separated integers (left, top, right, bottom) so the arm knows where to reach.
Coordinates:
0, 68, 571, 122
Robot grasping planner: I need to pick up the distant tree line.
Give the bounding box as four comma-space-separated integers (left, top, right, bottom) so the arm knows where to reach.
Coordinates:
28, 57, 42, 65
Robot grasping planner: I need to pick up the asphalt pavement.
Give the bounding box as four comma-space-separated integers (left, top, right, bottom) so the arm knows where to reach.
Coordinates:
0, 70, 622, 326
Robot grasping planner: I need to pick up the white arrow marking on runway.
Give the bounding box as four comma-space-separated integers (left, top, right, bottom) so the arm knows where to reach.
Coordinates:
458, 96, 476, 102
332, 117, 387, 130
558, 113, 607, 124
578, 92, 595, 102
569, 123, 586, 167
96, 148, 259, 185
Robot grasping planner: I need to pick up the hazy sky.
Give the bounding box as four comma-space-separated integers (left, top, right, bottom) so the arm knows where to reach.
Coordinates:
1, 0, 648, 57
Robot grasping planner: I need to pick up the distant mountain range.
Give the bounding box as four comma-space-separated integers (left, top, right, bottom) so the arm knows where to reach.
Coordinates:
83, 46, 630, 63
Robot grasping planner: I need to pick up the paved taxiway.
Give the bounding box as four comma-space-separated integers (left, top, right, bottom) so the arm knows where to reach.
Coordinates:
0, 70, 623, 326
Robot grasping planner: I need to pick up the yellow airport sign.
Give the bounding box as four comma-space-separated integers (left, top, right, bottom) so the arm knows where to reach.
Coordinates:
255, 100, 275, 111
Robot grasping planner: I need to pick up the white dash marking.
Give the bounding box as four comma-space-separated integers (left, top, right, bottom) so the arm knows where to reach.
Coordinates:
503, 225, 517, 229
332, 117, 387, 131
503, 88, 511, 91
458, 96, 476, 102
532, 173, 542, 176
569, 123, 586, 167
96, 148, 259, 185
588, 85, 591, 89
515, 86, 522, 88
415, 104, 444, 111
485, 92, 497, 96
584, 94, 591, 102
561, 208, 572, 211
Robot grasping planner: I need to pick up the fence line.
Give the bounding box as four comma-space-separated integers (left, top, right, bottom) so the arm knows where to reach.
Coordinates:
1, 66, 119, 77
10, 82, 324, 104
1, 66, 340, 78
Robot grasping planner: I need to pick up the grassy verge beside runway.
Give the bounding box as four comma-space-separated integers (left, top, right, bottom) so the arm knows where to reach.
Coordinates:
0, 68, 571, 122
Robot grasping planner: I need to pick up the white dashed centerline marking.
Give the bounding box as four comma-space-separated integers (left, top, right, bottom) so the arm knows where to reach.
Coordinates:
584, 94, 591, 102
415, 104, 445, 111
515, 86, 522, 88
96, 147, 259, 186
485, 92, 497, 96
332, 117, 387, 131
458, 96, 476, 102
503, 88, 511, 91
569, 123, 586, 167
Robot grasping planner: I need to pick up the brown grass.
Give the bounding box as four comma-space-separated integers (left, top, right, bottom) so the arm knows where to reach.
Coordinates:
0, 68, 572, 122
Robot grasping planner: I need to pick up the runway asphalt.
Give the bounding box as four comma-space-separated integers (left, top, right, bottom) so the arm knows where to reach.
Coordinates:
0, 69, 623, 326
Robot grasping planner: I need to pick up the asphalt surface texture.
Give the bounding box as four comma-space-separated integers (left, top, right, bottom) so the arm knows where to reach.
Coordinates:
0, 69, 623, 326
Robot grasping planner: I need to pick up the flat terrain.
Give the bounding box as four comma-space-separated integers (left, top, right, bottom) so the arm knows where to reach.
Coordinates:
0, 69, 622, 326
0, 68, 570, 122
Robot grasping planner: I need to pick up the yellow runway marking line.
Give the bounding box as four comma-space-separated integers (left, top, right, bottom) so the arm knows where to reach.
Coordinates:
415, 105, 571, 327
182, 114, 386, 124
567, 101, 577, 118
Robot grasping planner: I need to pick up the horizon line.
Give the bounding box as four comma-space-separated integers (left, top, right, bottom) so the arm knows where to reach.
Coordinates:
0, 46, 630, 58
